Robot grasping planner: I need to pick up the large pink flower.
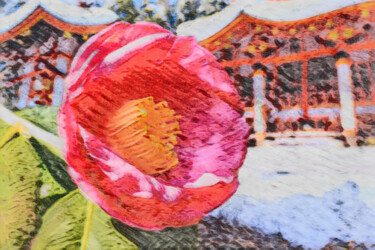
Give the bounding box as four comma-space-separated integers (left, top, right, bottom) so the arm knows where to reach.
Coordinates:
58, 22, 249, 230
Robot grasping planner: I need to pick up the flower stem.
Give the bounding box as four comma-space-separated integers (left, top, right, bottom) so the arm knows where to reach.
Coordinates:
80, 201, 94, 250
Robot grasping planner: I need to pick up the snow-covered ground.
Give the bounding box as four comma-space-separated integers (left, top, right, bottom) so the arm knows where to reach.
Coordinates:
213, 144, 375, 249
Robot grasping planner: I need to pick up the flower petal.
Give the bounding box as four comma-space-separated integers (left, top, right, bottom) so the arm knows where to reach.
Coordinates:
173, 36, 237, 94
67, 22, 172, 98
60, 22, 249, 230
61, 104, 239, 229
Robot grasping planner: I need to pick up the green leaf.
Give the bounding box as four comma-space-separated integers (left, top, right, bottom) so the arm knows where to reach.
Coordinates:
0, 118, 12, 135
26, 139, 68, 204
0, 128, 42, 249
37, 160, 69, 216
39, 164, 67, 198
15, 106, 59, 136
0, 117, 75, 248
28, 137, 76, 192
31, 190, 137, 250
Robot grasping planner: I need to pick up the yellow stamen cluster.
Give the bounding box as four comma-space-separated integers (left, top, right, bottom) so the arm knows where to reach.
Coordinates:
106, 97, 181, 175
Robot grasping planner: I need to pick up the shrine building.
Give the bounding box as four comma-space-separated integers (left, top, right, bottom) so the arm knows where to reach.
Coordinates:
0, 0, 117, 109
177, 0, 375, 146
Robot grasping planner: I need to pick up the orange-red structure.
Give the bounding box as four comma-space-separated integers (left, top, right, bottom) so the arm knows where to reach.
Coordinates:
0, 5, 115, 108
0, 7, 110, 44
199, 2, 375, 144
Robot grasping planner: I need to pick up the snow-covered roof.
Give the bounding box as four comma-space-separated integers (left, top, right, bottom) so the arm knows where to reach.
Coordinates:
0, 0, 118, 34
177, 0, 371, 42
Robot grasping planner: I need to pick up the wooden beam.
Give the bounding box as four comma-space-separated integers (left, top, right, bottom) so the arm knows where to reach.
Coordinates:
0, 7, 112, 44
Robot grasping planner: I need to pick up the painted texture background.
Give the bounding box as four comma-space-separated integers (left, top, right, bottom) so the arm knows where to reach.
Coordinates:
0, 0, 375, 249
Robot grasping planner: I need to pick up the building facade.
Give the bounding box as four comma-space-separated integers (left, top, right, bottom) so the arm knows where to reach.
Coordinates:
0, 0, 117, 109
179, 0, 375, 145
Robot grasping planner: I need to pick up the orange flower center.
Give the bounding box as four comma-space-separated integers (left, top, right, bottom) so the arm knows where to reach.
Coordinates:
106, 97, 181, 175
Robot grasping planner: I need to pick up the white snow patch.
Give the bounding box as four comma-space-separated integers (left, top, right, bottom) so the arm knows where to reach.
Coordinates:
244, 106, 375, 121
40, 0, 117, 26
0, 0, 117, 34
213, 182, 375, 248
211, 145, 375, 248
177, 0, 370, 42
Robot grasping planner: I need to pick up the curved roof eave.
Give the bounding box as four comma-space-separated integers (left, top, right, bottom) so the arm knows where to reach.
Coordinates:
0, 0, 118, 34
176, 0, 371, 42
